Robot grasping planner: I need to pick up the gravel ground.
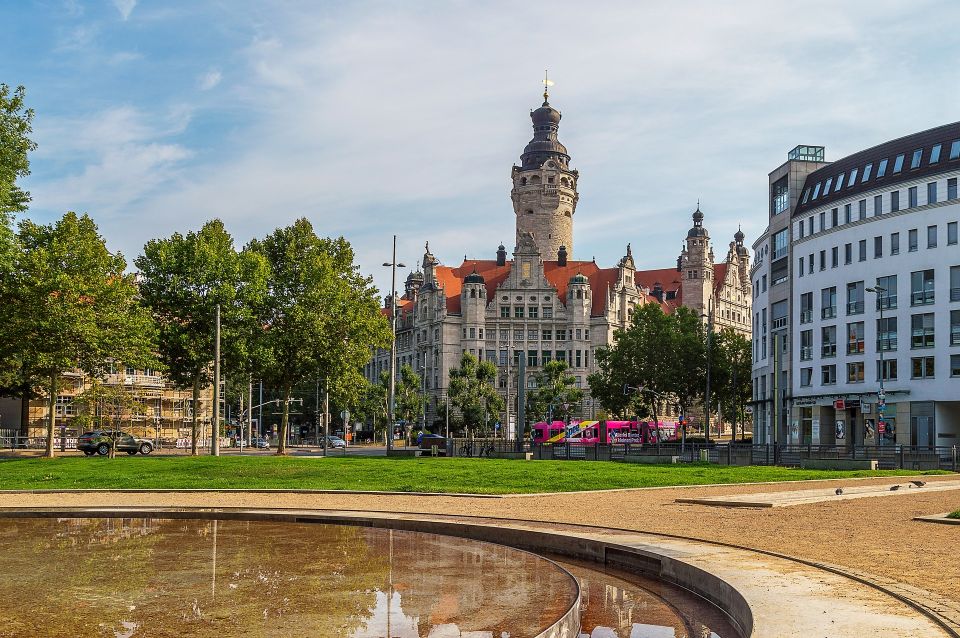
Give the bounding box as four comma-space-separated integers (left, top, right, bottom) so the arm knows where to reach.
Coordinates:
1, 473, 957, 604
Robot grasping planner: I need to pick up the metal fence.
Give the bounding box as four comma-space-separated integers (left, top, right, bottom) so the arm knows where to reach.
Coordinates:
448, 438, 530, 458
530, 441, 958, 471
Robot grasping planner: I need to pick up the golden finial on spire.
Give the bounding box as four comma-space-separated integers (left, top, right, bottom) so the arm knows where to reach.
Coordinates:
542, 69, 554, 104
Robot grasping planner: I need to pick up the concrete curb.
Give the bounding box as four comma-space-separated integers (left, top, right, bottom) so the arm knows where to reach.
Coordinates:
914, 513, 960, 525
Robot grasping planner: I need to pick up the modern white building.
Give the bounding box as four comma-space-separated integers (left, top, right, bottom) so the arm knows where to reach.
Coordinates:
753, 124, 960, 448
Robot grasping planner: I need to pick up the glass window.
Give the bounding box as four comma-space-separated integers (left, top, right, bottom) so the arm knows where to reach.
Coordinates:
858, 239, 866, 262
876, 274, 897, 309
773, 229, 788, 260
800, 292, 813, 323
823, 177, 833, 193
798, 256, 804, 276
911, 313, 935, 349
808, 217, 814, 235
812, 182, 822, 199
543, 307, 553, 319
800, 330, 813, 360
951, 266, 960, 302
821, 364, 836, 385
877, 159, 888, 177
500, 306, 509, 318
859, 199, 867, 220
831, 246, 838, 268
930, 144, 942, 164
831, 208, 839, 226
862, 163, 873, 181
542, 329, 552, 341
951, 139, 960, 161
821, 287, 837, 319
847, 362, 865, 384
874, 194, 882, 216
801, 188, 811, 204
874, 236, 882, 258
952, 355, 960, 378
949, 178, 958, 200
514, 306, 524, 318
952, 310, 960, 346
891, 232, 900, 255
809, 252, 814, 274
528, 350, 537, 367
798, 221, 805, 239
847, 321, 865, 354
514, 329, 523, 341
910, 149, 922, 169
893, 154, 904, 173
877, 316, 897, 351
927, 225, 937, 249
877, 359, 898, 381
847, 281, 864, 315
844, 203, 852, 224
928, 182, 938, 205
911, 357, 935, 379
910, 269, 935, 305
891, 190, 900, 212
847, 169, 858, 186
835, 173, 845, 192
772, 176, 789, 214
844, 243, 852, 264
908, 186, 918, 208
800, 367, 813, 387
528, 306, 538, 319
821, 326, 837, 357
819, 211, 826, 231
949, 222, 958, 246
527, 329, 538, 340
908, 229, 918, 252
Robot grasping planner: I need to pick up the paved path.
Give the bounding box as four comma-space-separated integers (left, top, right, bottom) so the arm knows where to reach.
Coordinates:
676, 479, 960, 507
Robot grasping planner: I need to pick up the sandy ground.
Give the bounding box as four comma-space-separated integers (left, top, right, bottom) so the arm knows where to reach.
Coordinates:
1, 473, 958, 605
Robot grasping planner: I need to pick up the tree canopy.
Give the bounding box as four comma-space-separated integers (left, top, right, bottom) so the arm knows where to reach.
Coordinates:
246, 219, 390, 454
378, 364, 425, 430
136, 219, 268, 455
526, 360, 583, 423
448, 352, 504, 435
1, 212, 157, 456
0, 84, 36, 219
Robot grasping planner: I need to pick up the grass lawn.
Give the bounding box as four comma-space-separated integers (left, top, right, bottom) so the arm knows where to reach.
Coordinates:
0, 456, 949, 494
948, 509, 960, 519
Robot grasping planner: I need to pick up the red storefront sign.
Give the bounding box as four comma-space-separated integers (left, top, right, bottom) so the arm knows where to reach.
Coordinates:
833, 399, 846, 410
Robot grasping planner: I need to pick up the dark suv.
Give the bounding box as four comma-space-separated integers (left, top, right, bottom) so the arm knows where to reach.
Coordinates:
77, 431, 154, 456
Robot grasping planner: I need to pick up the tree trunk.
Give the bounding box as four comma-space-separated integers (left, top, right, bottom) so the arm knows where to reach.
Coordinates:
45, 373, 57, 458
19, 382, 30, 438
191, 376, 201, 456
276, 385, 290, 455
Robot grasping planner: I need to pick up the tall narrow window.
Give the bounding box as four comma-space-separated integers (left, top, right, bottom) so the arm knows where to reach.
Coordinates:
908, 186, 918, 208
930, 144, 942, 164
862, 163, 873, 181
910, 269, 935, 305
831, 246, 838, 268
844, 203, 852, 224
874, 236, 882, 258
949, 222, 958, 246
928, 225, 937, 249
951, 266, 960, 302
891, 190, 900, 212
891, 232, 900, 255
951, 139, 960, 160
949, 178, 958, 200
847, 169, 858, 186
908, 229, 918, 252
844, 243, 852, 264
835, 173, 845, 192
859, 199, 867, 220
893, 154, 905, 173
831, 208, 839, 226
858, 239, 866, 262
874, 194, 882, 216
928, 182, 938, 205
877, 158, 888, 177
910, 148, 922, 169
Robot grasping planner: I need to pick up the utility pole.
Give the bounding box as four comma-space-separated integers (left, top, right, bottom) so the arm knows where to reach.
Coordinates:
212, 304, 221, 456
315, 379, 320, 448
247, 376, 253, 447
516, 351, 526, 449
324, 377, 330, 456
382, 235, 405, 453
704, 307, 713, 445
445, 393, 450, 439
258, 380, 263, 438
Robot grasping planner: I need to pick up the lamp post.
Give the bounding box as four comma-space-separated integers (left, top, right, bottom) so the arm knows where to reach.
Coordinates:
382, 235, 405, 453
866, 283, 887, 446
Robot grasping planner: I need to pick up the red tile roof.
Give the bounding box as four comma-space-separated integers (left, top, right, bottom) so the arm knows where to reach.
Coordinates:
394, 258, 729, 318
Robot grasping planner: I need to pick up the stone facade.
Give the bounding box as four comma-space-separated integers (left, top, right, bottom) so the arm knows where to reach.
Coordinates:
365, 93, 752, 431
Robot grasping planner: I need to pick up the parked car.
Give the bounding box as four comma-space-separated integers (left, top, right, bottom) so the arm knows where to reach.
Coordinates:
250, 436, 270, 449
77, 431, 153, 456
325, 436, 346, 449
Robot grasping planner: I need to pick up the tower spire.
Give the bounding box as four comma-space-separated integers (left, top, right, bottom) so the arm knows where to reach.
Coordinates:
542, 69, 554, 105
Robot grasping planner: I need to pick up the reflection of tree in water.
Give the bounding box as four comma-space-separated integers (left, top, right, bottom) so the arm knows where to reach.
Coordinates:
364, 529, 576, 636
0, 519, 386, 638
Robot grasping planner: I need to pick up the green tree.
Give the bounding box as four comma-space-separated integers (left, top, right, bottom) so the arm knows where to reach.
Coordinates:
668, 306, 708, 422
2, 212, 157, 456
247, 219, 390, 454
710, 327, 752, 439
136, 219, 268, 455
0, 84, 37, 424
526, 360, 583, 423
378, 364, 424, 431
448, 352, 504, 435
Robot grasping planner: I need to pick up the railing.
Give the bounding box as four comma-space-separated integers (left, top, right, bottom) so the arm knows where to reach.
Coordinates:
104, 373, 164, 388
877, 337, 898, 351
799, 346, 813, 361
847, 340, 865, 355
846, 301, 864, 315
822, 307, 837, 319
911, 291, 934, 306
772, 316, 788, 330
951, 287, 960, 302
877, 296, 898, 310
449, 438, 529, 458
799, 310, 812, 324
821, 344, 837, 357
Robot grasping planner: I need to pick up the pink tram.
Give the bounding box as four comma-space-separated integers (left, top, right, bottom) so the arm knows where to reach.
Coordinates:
532, 420, 679, 445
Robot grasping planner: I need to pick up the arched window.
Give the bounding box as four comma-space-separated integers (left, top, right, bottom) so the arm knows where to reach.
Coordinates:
520, 177, 527, 186
470, 289, 476, 298
531, 175, 541, 185
577, 290, 583, 299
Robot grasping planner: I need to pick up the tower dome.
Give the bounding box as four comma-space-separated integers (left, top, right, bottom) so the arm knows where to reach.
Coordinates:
463, 269, 486, 284
687, 205, 707, 238
520, 96, 569, 169
569, 272, 589, 285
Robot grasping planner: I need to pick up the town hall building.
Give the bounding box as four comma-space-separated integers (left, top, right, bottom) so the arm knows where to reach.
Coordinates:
364, 88, 751, 430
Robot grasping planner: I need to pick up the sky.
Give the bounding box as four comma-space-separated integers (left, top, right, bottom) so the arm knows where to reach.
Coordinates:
3, 0, 960, 296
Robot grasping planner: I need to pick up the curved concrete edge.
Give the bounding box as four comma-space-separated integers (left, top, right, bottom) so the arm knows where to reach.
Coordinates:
914, 513, 960, 525
0, 507, 953, 638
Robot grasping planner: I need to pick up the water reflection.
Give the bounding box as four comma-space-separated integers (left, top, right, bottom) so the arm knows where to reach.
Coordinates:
0, 518, 576, 638
559, 558, 734, 638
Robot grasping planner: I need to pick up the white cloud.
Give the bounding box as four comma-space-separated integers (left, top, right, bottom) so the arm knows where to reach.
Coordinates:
198, 69, 222, 91
113, 0, 137, 21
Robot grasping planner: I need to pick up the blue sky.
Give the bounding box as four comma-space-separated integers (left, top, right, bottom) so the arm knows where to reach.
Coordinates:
3, 0, 960, 295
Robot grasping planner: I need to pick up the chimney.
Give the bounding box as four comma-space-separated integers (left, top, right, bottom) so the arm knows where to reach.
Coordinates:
558, 245, 568, 267
652, 282, 664, 302
496, 243, 506, 267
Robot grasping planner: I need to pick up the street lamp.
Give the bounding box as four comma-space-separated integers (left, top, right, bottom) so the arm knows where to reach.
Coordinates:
865, 283, 887, 447
382, 235, 405, 453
